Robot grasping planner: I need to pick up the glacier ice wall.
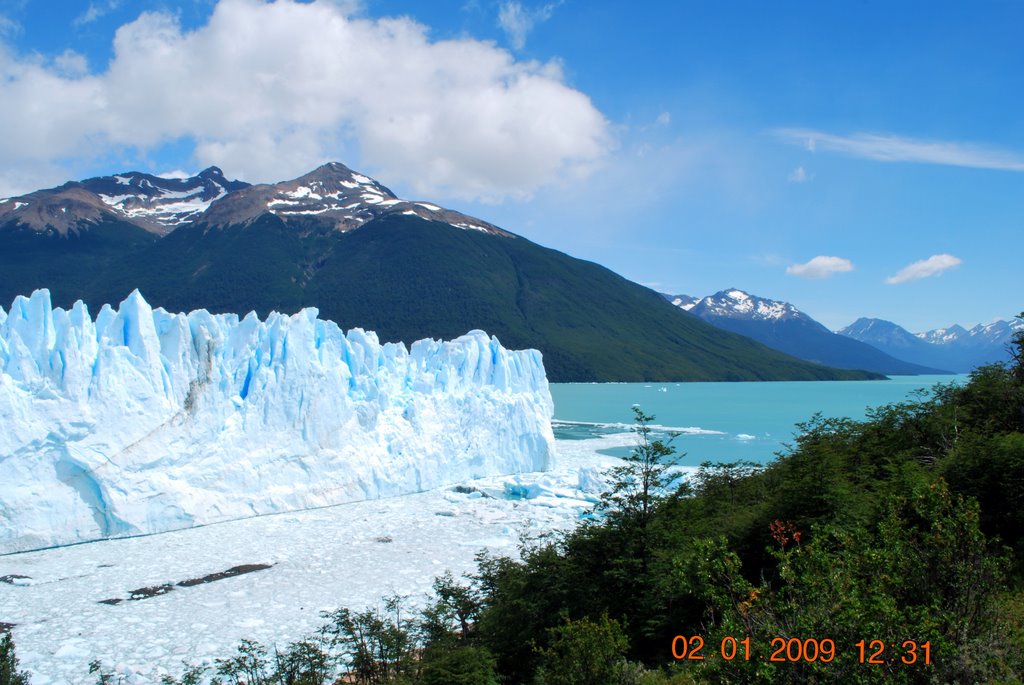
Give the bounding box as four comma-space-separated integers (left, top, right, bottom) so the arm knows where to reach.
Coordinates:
0, 290, 554, 554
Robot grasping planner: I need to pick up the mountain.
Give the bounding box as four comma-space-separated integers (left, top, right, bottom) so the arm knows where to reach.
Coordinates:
840, 317, 1023, 373
0, 166, 249, 235
0, 167, 250, 307
916, 324, 970, 346
0, 163, 879, 382
0, 289, 553, 553
666, 289, 948, 375
916, 320, 1023, 352
201, 161, 504, 234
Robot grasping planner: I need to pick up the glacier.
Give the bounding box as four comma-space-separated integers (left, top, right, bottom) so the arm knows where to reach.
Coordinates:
0, 290, 554, 554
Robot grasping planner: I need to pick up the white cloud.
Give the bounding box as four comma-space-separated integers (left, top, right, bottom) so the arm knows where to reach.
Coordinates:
0, 162, 72, 198
775, 128, 1024, 172
74, 0, 121, 27
885, 254, 962, 285
786, 255, 854, 279
52, 50, 89, 76
0, 0, 609, 200
655, 111, 671, 126
0, 13, 20, 36
157, 169, 194, 179
787, 165, 809, 182
497, 1, 561, 50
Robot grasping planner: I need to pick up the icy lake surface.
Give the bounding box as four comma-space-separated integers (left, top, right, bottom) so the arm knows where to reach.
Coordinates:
0, 433, 643, 685
551, 375, 967, 464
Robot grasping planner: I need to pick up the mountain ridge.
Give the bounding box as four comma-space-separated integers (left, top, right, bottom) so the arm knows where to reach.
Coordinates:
0, 166, 249, 235
0, 164, 881, 383
840, 316, 1022, 373
667, 289, 948, 375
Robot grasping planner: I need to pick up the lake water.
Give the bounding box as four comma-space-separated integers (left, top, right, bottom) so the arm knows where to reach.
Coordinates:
550, 375, 967, 466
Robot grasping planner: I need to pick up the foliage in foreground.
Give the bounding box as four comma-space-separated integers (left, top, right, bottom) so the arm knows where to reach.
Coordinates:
0, 633, 30, 685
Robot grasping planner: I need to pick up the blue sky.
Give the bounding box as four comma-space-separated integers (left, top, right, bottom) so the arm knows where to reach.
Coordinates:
1, 0, 1021, 331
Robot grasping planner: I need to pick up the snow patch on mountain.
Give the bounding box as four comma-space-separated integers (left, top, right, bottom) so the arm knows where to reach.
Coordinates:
84, 167, 243, 231
202, 163, 508, 236
671, 289, 807, 322
917, 320, 1023, 347
0, 167, 250, 235
0, 290, 555, 554
916, 325, 970, 345
839, 315, 1021, 372
669, 295, 699, 311
1, 162, 512, 238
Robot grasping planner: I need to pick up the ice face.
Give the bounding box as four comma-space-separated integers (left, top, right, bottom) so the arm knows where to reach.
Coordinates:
0, 290, 555, 554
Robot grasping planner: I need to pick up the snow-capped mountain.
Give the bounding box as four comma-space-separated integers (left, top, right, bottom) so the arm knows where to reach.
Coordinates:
686, 289, 812, 323
0, 289, 555, 553
916, 324, 971, 346
202, 162, 505, 235
0, 186, 119, 236
917, 320, 1023, 348
80, 166, 249, 231
840, 316, 1023, 372
0, 167, 249, 235
667, 289, 947, 376
0, 162, 500, 237
840, 318, 926, 351
0, 163, 877, 382
669, 294, 699, 311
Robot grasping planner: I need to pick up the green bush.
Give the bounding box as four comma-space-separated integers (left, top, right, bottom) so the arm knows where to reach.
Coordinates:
0, 633, 30, 685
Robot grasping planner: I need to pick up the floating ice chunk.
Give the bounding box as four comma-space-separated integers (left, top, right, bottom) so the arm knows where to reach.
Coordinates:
577, 466, 606, 494
54, 640, 91, 659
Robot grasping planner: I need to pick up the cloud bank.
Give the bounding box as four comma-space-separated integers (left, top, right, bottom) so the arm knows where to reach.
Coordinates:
775, 129, 1024, 172
885, 254, 962, 285
0, 0, 610, 200
786, 255, 854, 279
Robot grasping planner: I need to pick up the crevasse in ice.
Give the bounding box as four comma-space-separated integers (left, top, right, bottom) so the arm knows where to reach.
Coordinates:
0, 290, 554, 554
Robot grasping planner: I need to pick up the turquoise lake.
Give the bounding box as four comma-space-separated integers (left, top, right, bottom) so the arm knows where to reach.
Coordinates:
550, 375, 968, 466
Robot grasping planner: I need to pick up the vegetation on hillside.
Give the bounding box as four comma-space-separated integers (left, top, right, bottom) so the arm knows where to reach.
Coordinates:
0, 214, 878, 382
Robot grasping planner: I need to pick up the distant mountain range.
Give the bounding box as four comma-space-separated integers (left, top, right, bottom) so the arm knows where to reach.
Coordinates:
665, 289, 947, 375
0, 164, 877, 383
839, 317, 1023, 373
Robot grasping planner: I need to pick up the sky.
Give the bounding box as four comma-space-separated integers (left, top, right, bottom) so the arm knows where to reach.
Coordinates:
0, 0, 1021, 332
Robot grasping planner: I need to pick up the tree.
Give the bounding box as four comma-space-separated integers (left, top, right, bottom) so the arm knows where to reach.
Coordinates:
321, 595, 417, 684
419, 572, 482, 647
689, 479, 1018, 684
1010, 311, 1024, 384
0, 633, 30, 685
534, 614, 630, 685
598, 406, 682, 535
271, 639, 333, 685
419, 646, 498, 685
213, 639, 270, 685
